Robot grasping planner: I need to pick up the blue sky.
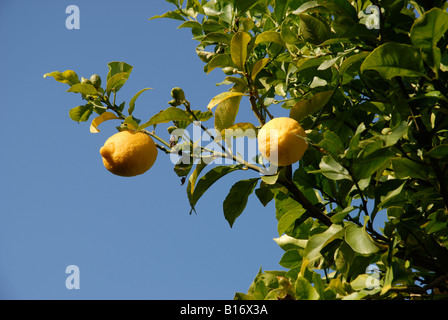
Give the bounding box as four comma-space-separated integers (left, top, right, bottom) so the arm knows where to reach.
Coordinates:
0, 0, 295, 299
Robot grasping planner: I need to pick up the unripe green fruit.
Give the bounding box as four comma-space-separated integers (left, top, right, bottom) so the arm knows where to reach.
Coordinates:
222, 67, 234, 75
90, 74, 102, 88
171, 87, 185, 101
81, 77, 93, 85
168, 99, 180, 107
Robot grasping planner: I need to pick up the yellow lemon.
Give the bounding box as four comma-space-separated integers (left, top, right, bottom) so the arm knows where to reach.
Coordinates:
257, 117, 308, 166
100, 130, 158, 177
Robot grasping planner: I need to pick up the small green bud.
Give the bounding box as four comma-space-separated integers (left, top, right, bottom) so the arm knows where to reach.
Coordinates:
222, 67, 234, 75
81, 77, 92, 85
171, 87, 185, 101
90, 74, 102, 88
168, 99, 180, 107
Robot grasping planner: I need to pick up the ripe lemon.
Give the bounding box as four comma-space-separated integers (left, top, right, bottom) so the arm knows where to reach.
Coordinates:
100, 130, 158, 177
257, 117, 308, 166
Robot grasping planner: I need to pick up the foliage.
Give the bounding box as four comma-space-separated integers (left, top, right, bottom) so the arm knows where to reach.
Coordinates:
45, 0, 448, 300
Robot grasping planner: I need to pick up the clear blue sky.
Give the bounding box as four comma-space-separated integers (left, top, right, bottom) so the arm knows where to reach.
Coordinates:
0, 0, 293, 299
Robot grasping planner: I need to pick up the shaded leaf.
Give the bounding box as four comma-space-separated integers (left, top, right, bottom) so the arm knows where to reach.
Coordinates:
298, 13, 330, 45
223, 178, 259, 227
190, 164, 243, 209
251, 58, 270, 82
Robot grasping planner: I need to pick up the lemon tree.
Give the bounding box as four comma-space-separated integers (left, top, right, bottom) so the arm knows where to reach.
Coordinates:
45, 0, 448, 300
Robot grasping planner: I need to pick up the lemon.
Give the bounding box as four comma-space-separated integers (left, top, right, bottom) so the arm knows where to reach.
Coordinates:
257, 117, 308, 166
90, 74, 102, 88
100, 130, 158, 177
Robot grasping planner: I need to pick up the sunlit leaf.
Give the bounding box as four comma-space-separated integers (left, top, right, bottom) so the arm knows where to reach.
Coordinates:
289, 90, 333, 122
231, 31, 251, 70
67, 83, 98, 95
360, 43, 426, 79
139, 107, 192, 129
44, 70, 80, 86
128, 88, 152, 115
344, 222, 380, 255
255, 31, 286, 47
214, 95, 242, 132
90, 111, 120, 133
207, 91, 245, 111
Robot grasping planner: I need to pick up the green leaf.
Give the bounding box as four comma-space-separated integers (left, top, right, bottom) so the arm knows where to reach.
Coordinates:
426, 145, 448, 159
206, 54, 235, 74
279, 249, 302, 269
352, 149, 395, 180
139, 107, 192, 129
223, 178, 259, 227
251, 58, 270, 82
289, 90, 333, 122
311, 155, 350, 180
298, 13, 330, 45
69, 105, 93, 123
230, 31, 251, 70
149, 10, 186, 21
107, 61, 133, 81
378, 181, 406, 209
128, 88, 152, 115
43, 70, 80, 86
330, 206, 356, 224
66, 83, 98, 96
255, 31, 286, 47
360, 43, 426, 79
214, 95, 242, 132
275, 190, 306, 235
344, 222, 379, 255
295, 276, 320, 300
273, 234, 307, 251
391, 158, 428, 180
123, 115, 140, 130
304, 224, 344, 265
187, 159, 212, 211
410, 8, 448, 70
281, 15, 301, 45
106, 72, 130, 95
207, 91, 245, 111
190, 164, 243, 209
255, 182, 275, 207
339, 52, 370, 76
